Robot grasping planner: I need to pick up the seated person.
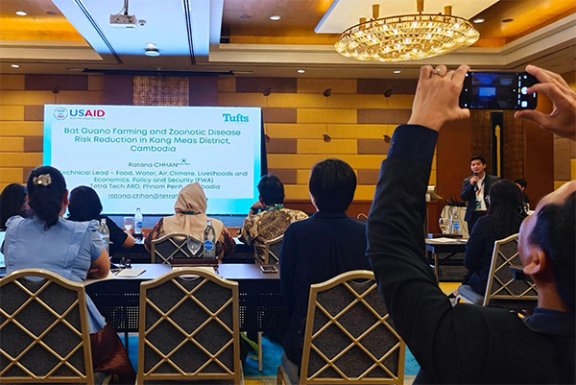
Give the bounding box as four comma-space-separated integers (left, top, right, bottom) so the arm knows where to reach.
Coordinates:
67, 185, 135, 255
461, 179, 527, 296
145, 182, 235, 258
0, 183, 28, 231
280, 159, 371, 379
366, 63, 575, 383
2, 166, 135, 382
515, 178, 531, 211
239, 174, 307, 261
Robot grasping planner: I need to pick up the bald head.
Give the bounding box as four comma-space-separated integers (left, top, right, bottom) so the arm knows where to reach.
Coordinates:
519, 181, 576, 312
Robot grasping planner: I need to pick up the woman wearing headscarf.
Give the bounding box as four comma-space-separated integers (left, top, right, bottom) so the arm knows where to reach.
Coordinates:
67, 186, 135, 255
145, 182, 235, 258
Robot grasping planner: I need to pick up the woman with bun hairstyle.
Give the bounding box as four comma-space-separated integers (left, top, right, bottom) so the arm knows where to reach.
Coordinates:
2, 166, 135, 382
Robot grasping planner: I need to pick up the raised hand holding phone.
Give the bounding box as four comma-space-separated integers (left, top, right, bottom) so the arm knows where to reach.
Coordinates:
459, 71, 538, 110
514, 65, 576, 139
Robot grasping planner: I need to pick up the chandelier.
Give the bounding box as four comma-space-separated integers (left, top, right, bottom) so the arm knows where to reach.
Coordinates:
334, 0, 480, 62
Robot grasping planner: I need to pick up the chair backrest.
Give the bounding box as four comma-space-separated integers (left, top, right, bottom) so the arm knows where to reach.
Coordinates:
150, 232, 217, 266
0, 269, 95, 384
483, 233, 538, 310
137, 268, 243, 384
298, 270, 405, 385
258, 235, 283, 265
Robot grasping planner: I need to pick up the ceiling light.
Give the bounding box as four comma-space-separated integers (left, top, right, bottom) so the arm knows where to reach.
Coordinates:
145, 43, 160, 57
269, 15, 281, 21
11, 64, 20, 68
16, 10, 28, 16
393, 70, 401, 74
145, 48, 160, 57
473, 18, 485, 24
297, 69, 306, 73
335, 1, 479, 62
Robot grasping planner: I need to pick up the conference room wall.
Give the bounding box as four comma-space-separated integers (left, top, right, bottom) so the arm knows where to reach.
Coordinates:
553, 70, 576, 190
0, 72, 569, 211
0, 74, 104, 192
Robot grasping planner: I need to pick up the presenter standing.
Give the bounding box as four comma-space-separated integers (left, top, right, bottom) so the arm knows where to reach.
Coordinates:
460, 156, 498, 232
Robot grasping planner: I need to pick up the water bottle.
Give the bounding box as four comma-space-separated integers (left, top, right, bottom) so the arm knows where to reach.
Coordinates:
99, 218, 110, 252
450, 208, 460, 235
134, 208, 143, 235
203, 220, 216, 259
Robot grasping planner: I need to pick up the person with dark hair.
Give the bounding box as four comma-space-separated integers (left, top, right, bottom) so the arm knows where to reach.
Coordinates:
2, 166, 135, 382
68, 185, 135, 255
461, 155, 498, 232
515, 177, 531, 210
279, 159, 371, 382
367, 63, 575, 384
461, 179, 527, 295
0, 183, 28, 231
239, 174, 307, 260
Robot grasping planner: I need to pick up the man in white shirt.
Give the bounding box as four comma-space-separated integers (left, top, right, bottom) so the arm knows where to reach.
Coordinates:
460, 156, 498, 232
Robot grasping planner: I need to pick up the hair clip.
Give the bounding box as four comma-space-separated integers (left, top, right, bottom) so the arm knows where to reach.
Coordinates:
32, 174, 52, 186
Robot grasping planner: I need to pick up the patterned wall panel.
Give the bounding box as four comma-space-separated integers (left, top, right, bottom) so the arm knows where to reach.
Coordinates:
133, 76, 189, 106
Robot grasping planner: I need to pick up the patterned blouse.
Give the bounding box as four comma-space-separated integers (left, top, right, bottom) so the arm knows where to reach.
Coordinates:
239, 206, 308, 259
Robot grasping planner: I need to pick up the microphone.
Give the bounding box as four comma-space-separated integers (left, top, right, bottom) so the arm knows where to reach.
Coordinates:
472, 173, 479, 191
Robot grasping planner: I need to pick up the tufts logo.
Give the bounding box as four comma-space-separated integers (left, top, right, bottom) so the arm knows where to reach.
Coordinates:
54, 107, 68, 120
222, 113, 248, 123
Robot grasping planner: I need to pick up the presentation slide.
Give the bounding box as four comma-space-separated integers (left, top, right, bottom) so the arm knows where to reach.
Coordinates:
44, 104, 263, 215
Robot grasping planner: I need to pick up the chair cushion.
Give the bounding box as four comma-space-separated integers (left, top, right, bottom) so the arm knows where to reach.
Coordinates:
457, 284, 484, 304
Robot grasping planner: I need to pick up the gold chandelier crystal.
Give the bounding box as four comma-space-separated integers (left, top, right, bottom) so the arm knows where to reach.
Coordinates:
334, 0, 480, 62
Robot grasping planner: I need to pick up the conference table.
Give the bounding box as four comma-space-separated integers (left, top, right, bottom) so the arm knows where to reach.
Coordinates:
425, 237, 468, 281
85, 263, 283, 351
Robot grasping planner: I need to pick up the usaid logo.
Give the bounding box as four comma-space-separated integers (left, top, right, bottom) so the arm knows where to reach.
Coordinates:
69, 109, 106, 118
53, 107, 68, 120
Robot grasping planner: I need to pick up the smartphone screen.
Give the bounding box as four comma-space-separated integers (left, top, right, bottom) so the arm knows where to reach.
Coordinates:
459, 72, 538, 110
260, 264, 278, 273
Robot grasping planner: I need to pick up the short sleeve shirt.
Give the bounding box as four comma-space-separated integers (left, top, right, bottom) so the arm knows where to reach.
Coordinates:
4, 216, 106, 332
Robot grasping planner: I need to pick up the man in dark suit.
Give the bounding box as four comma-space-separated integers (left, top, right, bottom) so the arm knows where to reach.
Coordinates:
280, 158, 370, 382
460, 156, 498, 232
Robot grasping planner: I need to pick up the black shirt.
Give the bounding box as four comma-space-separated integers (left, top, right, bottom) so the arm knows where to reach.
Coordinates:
280, 211, 371, 366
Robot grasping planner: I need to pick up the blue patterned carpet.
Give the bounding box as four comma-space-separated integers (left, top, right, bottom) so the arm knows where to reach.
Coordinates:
126, 335, 420, 377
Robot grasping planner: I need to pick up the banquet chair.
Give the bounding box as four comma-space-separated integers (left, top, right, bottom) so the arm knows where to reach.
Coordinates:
277, 270, 405, 385
0, 269, 109, 384
260, 235, 283, 265
457, 234, 537, 312
137, 268, 243, 384
150, 232, 218, 266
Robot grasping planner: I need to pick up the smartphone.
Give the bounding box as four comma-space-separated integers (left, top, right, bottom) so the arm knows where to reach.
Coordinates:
459, 71, 538, 110
260, 264, 278, 274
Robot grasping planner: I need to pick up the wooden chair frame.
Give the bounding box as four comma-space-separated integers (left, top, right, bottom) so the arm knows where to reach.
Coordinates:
259, 235, 283, 265
150, 232, 217, 266
483, 233, 537, 308
0, 269, 96, 384
137, 268, 243, 384
278, 270, 405, 385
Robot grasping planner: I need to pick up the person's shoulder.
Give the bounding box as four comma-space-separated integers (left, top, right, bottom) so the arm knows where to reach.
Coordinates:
62, 217, 99, 232
5, 215, 26, 229
285, 216, 311, 231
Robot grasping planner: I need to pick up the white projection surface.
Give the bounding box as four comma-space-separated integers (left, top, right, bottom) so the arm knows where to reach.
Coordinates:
44, 104, 263, 215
